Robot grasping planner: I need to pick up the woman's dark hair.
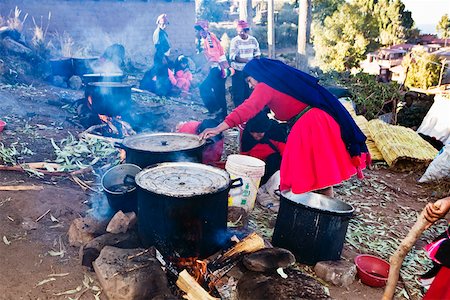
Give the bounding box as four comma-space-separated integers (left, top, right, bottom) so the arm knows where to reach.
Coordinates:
174, 55, 189, 72
245, 110, 272, 133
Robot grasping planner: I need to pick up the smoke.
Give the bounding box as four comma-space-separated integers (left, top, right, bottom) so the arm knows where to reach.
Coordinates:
86, 192, 113, 221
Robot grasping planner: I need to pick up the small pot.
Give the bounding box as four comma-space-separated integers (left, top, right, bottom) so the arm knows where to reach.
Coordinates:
116, 132, 210, 168
50, 57, 73, 78
101, 164, 142, 213
85, 82, 132, 116
72, 57, 99, 76
82, 73, 125, 84
136, 162, 243, 257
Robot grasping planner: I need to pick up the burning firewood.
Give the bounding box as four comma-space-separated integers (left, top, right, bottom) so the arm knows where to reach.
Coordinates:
176, 270, 219, 300
220, 232, 265, 261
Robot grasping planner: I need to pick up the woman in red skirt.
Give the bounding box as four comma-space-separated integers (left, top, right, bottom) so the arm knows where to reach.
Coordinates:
200, 58, 369, 197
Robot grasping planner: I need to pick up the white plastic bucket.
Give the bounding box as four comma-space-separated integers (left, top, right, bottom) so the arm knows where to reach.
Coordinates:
225, 154, 265, 211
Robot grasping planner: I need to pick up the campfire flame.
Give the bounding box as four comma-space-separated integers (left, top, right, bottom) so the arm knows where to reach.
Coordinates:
97, 114, 136, 138
173, 257, 208, 284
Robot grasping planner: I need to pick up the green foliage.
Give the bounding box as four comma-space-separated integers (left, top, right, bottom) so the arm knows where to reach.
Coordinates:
313, 2, 378, 72
436, 14, 450, 39
402, 50, 441, 89
374, 0, 412, 46
312, 0, 345, 25
197, 0, 228, 22
338, 72, 402, 120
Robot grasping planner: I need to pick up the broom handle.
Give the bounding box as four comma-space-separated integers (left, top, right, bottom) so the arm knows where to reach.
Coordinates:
382, 207, 433, 300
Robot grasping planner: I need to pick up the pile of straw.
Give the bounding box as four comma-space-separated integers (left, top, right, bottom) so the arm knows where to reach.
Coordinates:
367, 119, 438, 170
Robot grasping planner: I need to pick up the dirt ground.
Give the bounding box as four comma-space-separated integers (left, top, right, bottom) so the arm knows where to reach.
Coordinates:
0, 78, 449, 300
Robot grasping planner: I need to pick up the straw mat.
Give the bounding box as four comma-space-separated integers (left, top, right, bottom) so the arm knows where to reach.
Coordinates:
367, 119, 438, 170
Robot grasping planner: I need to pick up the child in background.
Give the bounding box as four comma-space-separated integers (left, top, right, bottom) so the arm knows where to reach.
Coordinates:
177, 119, 224, 165
173, 55, 193, 94
240, 111, 287, 185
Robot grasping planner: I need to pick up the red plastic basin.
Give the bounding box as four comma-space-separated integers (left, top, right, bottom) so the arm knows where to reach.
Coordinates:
0, 120, 6, 132
354, 254, 390, 287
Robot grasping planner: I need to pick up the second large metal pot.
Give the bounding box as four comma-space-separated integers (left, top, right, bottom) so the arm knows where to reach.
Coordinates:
135, 162, 242, 258
117, 132, 208, 168
85, 82, 132, 116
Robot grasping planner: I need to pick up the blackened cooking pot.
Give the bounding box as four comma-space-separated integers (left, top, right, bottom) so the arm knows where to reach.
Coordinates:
272, 191, 354, 265
72, 56, 99, 76
116, 132, 209, 168
85, 82, 132, 116
101, 163, 142, 213
135, 162, 243, 257
50, 57, 73, 78
82, 73, 126, 84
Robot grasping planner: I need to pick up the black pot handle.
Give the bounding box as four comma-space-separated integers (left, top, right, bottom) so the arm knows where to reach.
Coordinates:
274, 189, 281, 196
230, 178, 243, 189
204, 138, 215, 146
123, 174, 136, 186
114, 141, 125, 149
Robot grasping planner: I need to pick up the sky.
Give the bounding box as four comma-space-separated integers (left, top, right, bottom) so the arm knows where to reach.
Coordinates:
401, 0, 450, 34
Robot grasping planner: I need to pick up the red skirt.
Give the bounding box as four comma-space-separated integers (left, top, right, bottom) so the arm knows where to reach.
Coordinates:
279, 108, 361, 193
423, 266, 450, 300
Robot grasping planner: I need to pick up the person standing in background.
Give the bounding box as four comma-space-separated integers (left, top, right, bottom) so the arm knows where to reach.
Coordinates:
195, 20, 234, 121
153, 13, 171, 70
229, 20, 261, 107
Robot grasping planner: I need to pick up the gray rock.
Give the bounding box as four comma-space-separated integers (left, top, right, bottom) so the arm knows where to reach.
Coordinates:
243, 247, 296, 272
52, 76, 67, 88
68, 75, 82, 90
93, 246, 175, 300
2, 37, 32, 57
106, 211, 137, 234
67, 216, 108, 247
314, 260, 357, 287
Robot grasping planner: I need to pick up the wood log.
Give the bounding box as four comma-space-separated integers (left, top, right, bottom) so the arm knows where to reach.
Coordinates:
382, 207, 432, 300
0, 185, 44, 191
0, 164, 92, 177
221, 232, 265, 259
176, 270, 219, 300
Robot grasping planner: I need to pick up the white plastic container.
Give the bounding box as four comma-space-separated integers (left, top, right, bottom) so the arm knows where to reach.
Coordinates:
225, 154, 265, 211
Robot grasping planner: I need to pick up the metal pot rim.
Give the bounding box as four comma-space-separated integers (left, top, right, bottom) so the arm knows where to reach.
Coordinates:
121, 132, 206, 153
280, 191, 355, 215
101, 163, 141, 195
136, 162, 231, 197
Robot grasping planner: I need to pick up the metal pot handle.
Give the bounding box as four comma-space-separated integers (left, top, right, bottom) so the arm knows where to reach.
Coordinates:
204, 138, 215, 146
274, 189, 281, 196
230, 178, 243, 189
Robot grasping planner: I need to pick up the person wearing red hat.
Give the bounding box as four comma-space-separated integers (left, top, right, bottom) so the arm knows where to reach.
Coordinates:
194, 20, 234, 121
229, 20, 261, 107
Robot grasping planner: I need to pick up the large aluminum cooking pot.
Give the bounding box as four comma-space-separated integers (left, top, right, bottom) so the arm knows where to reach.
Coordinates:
116, 132, 210, 168
72, 56, 98, 76
85, 82, 132, 116
135, 162, 242, 257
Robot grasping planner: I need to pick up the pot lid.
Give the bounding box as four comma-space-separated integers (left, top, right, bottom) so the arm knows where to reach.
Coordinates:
136, 162, 230, 197
122, 132, 205, 152
83, 73, 124, 77
87, 82, 131, 88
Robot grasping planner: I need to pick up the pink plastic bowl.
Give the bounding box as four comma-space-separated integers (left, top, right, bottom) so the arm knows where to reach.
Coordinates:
0, 120, 6, 132
354, 254, 390, 287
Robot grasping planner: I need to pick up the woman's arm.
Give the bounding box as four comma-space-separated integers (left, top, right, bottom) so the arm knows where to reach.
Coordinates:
199, 122, 230, 140
424, 197, 450, 223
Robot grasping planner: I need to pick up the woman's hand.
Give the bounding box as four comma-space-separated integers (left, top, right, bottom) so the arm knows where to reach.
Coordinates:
424, 196, 450, 223
199, 122, 230, 140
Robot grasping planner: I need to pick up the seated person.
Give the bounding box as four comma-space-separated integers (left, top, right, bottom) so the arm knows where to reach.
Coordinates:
177, 119, 224, 165
173, 55, 193, 94
240, 111, 287, 185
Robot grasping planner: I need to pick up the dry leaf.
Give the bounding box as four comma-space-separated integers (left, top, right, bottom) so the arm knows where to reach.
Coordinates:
3, 235, 11, 245
48, 273, 69, 277
50, 214, 59, 223
48, 250, 65, 258
53, 285, 82, 296
36, 277, 56, 287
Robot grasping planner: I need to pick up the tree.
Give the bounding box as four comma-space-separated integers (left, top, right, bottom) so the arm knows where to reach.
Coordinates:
311, 0, 344, 25
436, 14, 450, 46
196, 0, 227, 22
313, 2, 378, 72
374, 0, 413, 46
402, 50, 441, 89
